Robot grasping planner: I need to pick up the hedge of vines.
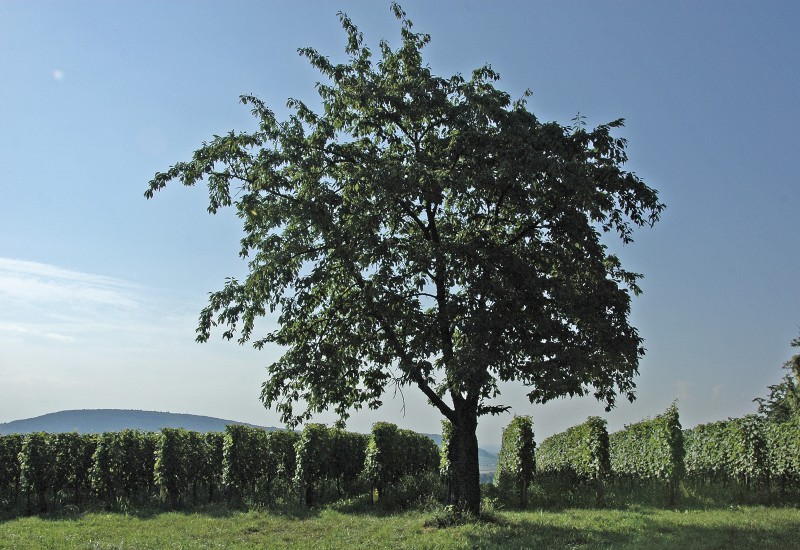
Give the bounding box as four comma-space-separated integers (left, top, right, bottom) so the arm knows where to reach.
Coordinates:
362, 422, 440, 503
0, 434, 23, 508
154, 428, 224, 507
764, 418, 800, 486
608, 404, 684, 504
0, 423, 405, 515
494, 416, 536, 507
221, 424, 270, 503
91, 430, 158, 506
682, 414, 800, 488
609, 404, 684, 481
293, 424, 370, 506
537, 416, 610, 485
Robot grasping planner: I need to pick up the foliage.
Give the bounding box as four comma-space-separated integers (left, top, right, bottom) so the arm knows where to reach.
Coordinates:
0, 434, 23, 509
536, 417, 609, 505
755, 334, 800, 423
222, 425, 270, 504
439, 420, 453, 479
50, 433, 96, 507
262, 429, 300, 504
764, 418, 800, 486
376, 470, 445, 510
494, 416, 535, 507
155, 428, 209, 507
119, 430, 158, 503
145, 3, 663, 515
293, 424, 369, 507
19, 432, 54, 513
294, 424, 331, 507
90, 430, 157, 507
684, 415, 767, 485
329, 428, 371, 498
439, 420, 456, 505
89, 432, 119, 505
204, 431, 225, 502
363, 422, 440, 504
609, 404, 684, 481
538, 416, 610, 482
266, 430, 299, 482
609, 404, 683, 504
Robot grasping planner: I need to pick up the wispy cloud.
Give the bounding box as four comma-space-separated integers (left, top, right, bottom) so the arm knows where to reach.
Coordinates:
0, 257, 261, 355
44, 332, 75, 343
0, 258, 140, 309
0, 323, 29, 334
0, 258, 178, 345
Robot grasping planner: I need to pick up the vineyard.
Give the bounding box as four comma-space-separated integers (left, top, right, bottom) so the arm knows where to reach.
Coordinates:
2, 406, 800, 519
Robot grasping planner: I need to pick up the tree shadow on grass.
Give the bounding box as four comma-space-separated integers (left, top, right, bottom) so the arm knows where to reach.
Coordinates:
5, 499, 323, 523
459, 510, 800, 549
522, 480, 800, 513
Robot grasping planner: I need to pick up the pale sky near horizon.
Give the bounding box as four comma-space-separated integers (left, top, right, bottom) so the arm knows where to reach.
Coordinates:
1, 0, 798, 446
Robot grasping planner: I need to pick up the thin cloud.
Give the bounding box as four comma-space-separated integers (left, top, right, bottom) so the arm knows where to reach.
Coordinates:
0, 258, 149, 344
0, 258, 140, 309
44, 332, 75, 343
0, 258, 201, 348
0, 323, 28, 334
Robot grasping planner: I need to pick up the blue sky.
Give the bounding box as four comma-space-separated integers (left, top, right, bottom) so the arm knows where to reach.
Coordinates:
1, 1, 798, 446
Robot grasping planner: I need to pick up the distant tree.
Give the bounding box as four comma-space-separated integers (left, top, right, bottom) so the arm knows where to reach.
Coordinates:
755, 333, 800, 423
145, 4, 663, 514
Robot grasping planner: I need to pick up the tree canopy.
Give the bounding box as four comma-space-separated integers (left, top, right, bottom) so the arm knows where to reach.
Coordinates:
755, 334, 800, 423
146, 4, 664, 513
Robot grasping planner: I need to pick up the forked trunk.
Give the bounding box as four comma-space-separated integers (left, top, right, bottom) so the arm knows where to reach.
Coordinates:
448, 405, 481, 515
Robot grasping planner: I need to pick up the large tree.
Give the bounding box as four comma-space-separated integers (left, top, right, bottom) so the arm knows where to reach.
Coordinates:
146, 4, 664, 514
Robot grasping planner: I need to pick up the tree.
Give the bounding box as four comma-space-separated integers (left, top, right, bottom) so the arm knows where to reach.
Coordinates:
145, 4, 664, 514
755, 333, 800, 423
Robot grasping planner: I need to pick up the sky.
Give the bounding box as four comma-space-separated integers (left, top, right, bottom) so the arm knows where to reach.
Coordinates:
1, 0, 798, 447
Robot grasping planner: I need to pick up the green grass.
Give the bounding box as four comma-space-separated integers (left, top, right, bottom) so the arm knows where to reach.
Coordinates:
2, 504, 800, 549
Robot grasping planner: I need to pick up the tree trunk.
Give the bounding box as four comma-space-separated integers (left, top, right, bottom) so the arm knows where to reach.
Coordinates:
448, 405, 481, 515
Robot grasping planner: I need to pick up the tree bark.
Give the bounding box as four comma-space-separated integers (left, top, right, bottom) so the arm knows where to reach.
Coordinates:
448, 403, 481, 515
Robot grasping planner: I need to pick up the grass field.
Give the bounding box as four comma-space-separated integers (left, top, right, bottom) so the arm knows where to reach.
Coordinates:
2, 504, 800, 549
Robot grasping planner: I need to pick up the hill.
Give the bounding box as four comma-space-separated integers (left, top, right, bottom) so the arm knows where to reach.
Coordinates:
0, 409, 272, 435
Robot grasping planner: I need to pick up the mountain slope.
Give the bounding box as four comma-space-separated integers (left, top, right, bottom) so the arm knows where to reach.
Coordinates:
0, 409, 271, 435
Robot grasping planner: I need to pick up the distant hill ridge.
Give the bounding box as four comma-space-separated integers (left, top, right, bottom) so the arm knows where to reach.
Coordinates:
0, 409, 496, 464
0, 409, 272, 436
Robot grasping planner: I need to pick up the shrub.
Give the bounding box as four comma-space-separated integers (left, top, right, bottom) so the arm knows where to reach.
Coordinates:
494, 416, 535, 507
610, 403, 684, 504
536, 416, 609, 505
90, 430, 156, 507
765, 418, 800, 487
222, 425, 270, 504
205, 432, 225, 502
440, 420, 454, 503
0, 434, 23, 510
294, 424, 368, 507
50, 432, 96, 507
19, 432, 54, 513
684, 415, 766, 486
363, 422, 440, 505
